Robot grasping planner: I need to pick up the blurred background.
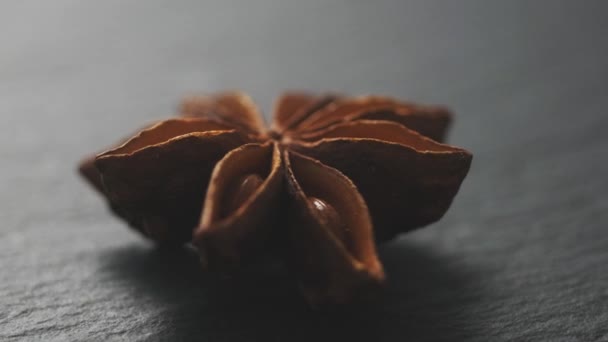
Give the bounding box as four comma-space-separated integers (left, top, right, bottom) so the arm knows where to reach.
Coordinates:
1, 1, 607, 341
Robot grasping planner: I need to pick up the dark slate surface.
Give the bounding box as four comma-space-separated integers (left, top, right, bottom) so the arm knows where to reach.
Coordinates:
1, 1, 607, 341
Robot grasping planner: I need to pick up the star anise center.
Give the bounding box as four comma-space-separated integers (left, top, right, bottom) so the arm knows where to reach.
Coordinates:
266, 129, 283, 141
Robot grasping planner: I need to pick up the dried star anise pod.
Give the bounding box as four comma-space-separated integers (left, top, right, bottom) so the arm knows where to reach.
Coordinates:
79, 91, 472, 305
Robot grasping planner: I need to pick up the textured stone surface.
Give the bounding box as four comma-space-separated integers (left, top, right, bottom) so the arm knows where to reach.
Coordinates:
1, 1, 607, 341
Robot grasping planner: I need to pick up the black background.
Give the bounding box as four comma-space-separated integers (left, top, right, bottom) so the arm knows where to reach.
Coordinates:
1, 1, 607, 341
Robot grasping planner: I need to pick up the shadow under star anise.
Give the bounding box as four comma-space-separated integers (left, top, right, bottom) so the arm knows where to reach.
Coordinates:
98, 239, 483, 342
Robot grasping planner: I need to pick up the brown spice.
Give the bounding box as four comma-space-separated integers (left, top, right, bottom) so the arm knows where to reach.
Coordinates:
78, 91, 472, 306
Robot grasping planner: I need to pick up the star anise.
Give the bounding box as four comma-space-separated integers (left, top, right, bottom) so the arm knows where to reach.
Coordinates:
79, 91, 472, 305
